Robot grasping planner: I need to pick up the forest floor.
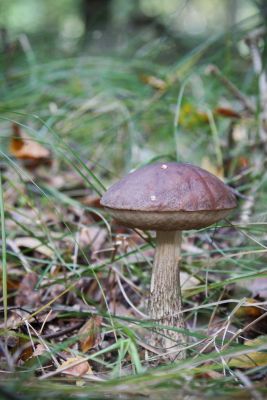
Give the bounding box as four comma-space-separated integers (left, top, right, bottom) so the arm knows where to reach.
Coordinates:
1, 17, 267, 400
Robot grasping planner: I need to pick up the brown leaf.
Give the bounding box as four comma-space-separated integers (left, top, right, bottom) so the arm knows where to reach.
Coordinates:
32, 344, 46, 357
81, 195, 102, 209
60, 356, 92, 377
19, 344, 34, 362
195, 370, 223, 379
78, 316, 102, 353
215, 107, 241, 119
9, 123, 50, 167
235, 298, 263, 319
15, 272, 41, 308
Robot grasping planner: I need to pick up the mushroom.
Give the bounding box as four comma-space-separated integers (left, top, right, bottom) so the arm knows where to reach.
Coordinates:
100, 162, 237, 360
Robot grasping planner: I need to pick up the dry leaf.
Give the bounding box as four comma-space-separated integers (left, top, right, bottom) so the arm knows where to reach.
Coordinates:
215, 107, 241, 119
239, 278, 267, 300
60, 357, 92, 377
32, 344, 46, 357
15, 272, 41, 307
109, 302, 133, 317
79, 226, 107, 256
141, 75, 166, 90
229, 336, 267, 369
9, 123, 50, 166
78, 316, 102, 353
195, 370, 223, 379
14, 237, 54, 258
81, 195, 102, 209
19, 344, 34, 362
180, 272, 200, 291
235, 298, 263, 319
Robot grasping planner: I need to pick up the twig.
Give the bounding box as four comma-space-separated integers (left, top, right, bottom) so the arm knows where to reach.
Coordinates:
221, 311, 267, 352
206, 64, 255, 114
245, 28, 267, 145
40, 321, 84, 340
19, 319, 84, 340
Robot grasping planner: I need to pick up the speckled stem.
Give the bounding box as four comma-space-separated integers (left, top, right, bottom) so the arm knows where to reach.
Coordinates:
149, 230, 186, 360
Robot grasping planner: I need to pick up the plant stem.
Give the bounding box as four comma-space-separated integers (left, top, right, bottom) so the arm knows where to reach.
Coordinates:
0, 173, 7, 328
149, 230, 186, 360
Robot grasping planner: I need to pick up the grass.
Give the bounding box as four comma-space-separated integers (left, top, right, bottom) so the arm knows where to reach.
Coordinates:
1, 12, 267, 399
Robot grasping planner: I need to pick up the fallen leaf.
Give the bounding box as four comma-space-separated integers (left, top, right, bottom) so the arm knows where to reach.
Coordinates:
141, 75, 166, 90
59, 357, 92, 377
229, 336, 267, 369
239, 278, 267, 299
19, 344, 34, 362
215, 107, 241, 119
32, 344, 46, 357
235, 298, 263, 319
14, 237, 54, 258
9, 123, 50, 166
81, 195, 102, 209
180, 272, 200, 291
78, 316, 102, 353
15, 272, 41, 307
195, 369, 223, 379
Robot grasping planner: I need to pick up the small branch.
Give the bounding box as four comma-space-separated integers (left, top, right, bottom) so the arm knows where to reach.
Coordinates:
245, 28, 267, 145
40, 321, 84, 340
221, 311, 267, 352
206, 64, 255, 114
20, 320, 84, 340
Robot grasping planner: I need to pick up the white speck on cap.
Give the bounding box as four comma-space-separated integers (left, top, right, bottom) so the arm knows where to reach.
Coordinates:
161, 164, 168, 169
150, 195, 156, 201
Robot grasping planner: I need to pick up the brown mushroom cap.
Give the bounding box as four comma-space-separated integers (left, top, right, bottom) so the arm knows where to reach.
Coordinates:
101, 162, 237, 230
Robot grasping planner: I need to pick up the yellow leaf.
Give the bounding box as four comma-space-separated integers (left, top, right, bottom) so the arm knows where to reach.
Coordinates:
178, 103, 209, 129
229, 336, 267, 369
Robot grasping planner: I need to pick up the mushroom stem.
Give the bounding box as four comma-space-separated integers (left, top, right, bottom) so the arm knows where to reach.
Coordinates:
149, 230, 186, 360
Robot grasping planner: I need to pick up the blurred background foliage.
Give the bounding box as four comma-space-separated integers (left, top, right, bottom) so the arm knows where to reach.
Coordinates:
0, 0, 261, 57
0, 0, 265, 175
